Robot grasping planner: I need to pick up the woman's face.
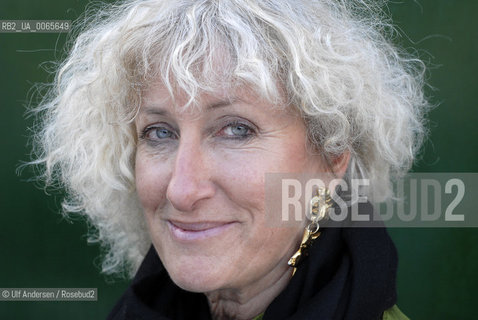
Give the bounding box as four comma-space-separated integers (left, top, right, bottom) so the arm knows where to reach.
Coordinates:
135, 85, 329, 293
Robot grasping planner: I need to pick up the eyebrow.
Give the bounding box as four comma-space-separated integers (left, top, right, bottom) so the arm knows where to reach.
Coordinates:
141, 106, 168, 116
207, 100, 234, 110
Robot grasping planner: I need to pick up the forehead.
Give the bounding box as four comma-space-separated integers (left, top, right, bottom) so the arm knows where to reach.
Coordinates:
139, 81, 287, 116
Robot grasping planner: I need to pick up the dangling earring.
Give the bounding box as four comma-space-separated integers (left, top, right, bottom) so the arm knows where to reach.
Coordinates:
288, 187, 332, 276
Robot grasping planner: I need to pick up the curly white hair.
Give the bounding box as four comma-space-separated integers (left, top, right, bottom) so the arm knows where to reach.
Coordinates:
29, 0, 429, 277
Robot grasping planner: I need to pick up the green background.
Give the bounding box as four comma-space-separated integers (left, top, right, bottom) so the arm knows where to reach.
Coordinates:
0, 0, 477, 319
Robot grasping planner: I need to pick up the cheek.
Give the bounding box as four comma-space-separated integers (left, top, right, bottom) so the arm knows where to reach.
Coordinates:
214, 151, 266, 206
135, 151, 170, 212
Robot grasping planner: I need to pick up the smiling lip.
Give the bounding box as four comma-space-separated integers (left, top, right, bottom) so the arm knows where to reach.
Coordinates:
167, 221, 237, 241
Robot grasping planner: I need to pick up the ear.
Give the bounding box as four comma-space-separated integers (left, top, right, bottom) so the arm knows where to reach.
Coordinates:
329, 151, 350, 179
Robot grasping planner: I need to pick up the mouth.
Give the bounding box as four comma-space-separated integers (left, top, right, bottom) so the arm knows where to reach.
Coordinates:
167, 220, 237, 241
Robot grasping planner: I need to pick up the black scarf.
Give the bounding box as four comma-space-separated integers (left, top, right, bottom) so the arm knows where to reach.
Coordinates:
108, 203, 398, 320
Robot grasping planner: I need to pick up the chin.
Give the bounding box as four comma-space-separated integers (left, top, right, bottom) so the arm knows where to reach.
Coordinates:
164, 257, 227, 293
169, 268, 223, 293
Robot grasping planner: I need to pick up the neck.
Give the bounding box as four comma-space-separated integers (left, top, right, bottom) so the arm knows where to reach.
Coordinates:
205, 262, 293, 320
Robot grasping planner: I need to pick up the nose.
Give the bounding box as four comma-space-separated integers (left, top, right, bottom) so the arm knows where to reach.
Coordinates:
166, 141, 215, 212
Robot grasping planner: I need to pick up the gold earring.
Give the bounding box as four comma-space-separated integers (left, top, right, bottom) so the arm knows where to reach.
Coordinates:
288, 187, 332, 276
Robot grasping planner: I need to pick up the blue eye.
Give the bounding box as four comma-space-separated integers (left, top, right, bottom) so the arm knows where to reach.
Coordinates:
230, 124, 250, 136
141, 125, 176, 141
154, 128, 173, 139
219, 122, 254, 139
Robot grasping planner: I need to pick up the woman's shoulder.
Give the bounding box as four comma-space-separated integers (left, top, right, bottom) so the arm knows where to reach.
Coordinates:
383, 305, 410, 320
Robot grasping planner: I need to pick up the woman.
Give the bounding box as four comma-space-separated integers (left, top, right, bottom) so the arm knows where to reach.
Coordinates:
30, 0, 428, 319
